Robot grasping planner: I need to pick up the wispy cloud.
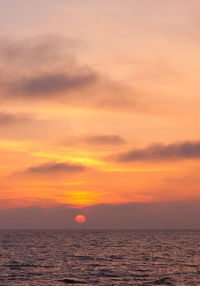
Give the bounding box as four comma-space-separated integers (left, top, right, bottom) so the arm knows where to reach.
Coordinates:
26, 161, 86, 174
0, 35, 141, 111
115, 141, 200, 162
0, 112, 34, 125
12, 72, 96, 96
85, 135, 125, 145
61, 134, 125, 146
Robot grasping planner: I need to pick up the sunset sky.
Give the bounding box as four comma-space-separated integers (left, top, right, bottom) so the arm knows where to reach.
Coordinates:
1, 0, 200, 228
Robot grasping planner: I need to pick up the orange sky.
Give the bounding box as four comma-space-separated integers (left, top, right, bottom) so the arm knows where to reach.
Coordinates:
1, 0, 200, 210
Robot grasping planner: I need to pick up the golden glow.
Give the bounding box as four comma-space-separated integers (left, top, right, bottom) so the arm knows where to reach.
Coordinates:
102, 167, 180, 173
11, 181, 89, 186
0, 140, 32, 152
31, 152, 105, 167
69, 157, 105, 166
61, 191, 101, 206
1, 0, 200, 210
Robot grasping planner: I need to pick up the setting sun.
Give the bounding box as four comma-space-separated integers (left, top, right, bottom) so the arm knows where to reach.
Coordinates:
1, 1, 200, 284
75, 215, 86, 224
0, 0, 200, 228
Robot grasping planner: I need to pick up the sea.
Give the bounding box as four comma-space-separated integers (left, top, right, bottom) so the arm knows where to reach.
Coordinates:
0, 230, 200, 285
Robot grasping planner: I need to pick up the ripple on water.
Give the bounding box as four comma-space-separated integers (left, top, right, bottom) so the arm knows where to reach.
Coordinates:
1, 230, 200, 285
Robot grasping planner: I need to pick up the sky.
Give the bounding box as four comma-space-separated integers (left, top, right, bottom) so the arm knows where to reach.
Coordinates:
0, 0, 200, 228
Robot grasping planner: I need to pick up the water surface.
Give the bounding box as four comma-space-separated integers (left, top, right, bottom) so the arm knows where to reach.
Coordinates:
1, 230, 200, 285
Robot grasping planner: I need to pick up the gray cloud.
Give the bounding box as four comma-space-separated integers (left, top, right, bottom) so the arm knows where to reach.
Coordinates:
115, 141, 200, 162
12, 72, 96, 97
0, 35, 78, 66
0, 201, 200, 229
85, 135, 125, 145
61, 134, 125, 147
0, 35, 97, 99
0, 112, 34, 125
27, 162, 86, 174
0, 35, 138, 111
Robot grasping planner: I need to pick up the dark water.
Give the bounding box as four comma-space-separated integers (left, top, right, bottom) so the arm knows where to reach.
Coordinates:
1, 230, 200, 285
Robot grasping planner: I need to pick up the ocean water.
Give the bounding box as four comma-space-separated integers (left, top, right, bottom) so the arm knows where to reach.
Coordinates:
0, 230, 200, 285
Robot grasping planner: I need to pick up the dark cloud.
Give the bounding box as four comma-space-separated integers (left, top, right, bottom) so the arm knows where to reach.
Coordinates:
0, 35, 138, 111
0, 201, 200, 229
115, 141, 200, 162
0, 35, 78, 66
61, 134, 125, 146
0, 35, 98, 99
27, 162, 86, 174
85, 135, 125, 145
12, 72, 96, 96
0, 112, 33, 125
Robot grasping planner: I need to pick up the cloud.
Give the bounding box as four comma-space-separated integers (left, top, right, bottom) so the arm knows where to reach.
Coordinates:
61, 134, 125, 146
0, 35, 138, 111
0, 112, 34, 125
12, 72, 96, 96
0, 201, 200, 229
85, 135, 125, 145
26, 162, 86, 174
0, 35, 98, 99
115, 141, 200, 162
0, 34, 78, 66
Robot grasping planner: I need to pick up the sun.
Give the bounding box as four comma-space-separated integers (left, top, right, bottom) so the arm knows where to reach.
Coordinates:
75, 215, 86, 224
